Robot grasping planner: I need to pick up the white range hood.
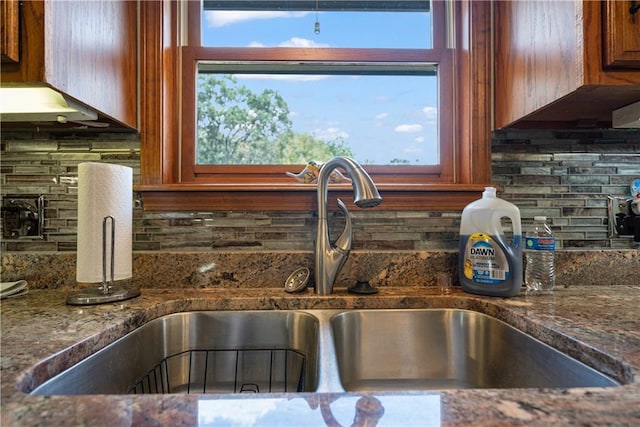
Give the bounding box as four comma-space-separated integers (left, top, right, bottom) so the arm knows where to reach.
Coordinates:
0, 86, 98, 123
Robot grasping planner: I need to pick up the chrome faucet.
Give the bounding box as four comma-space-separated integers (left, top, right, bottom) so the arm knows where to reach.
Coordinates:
314, 157, 382, 295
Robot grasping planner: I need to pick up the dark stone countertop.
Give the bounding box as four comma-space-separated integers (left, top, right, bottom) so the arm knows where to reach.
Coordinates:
1, 285, 639, 426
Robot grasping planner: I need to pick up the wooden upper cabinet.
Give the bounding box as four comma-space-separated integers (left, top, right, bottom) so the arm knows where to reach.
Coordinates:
495, 0, 640, 129
603, 0, 640, 68
1, 0, 137, 129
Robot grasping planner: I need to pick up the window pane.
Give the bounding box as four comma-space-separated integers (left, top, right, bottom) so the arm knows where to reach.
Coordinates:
196, 65, 439, 166
201, 1, 432, 49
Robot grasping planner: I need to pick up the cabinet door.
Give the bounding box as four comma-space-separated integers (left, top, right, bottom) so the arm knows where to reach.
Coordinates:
1, 0, 19, 63
603, 0, 640, 68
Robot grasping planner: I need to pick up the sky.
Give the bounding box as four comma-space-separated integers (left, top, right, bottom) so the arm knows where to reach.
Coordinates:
200, 8, 439, 165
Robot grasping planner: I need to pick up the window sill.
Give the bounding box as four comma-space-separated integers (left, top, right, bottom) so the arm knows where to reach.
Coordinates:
135, 183, 492, 211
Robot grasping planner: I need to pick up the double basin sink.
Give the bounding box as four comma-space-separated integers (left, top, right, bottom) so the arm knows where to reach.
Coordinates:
30, 309, 619, 395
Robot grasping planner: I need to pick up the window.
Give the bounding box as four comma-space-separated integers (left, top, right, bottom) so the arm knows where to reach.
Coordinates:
195, 70, 439, 166
196, 1, 439, 168
201, 1, 434, 49
137, 0, 492, 211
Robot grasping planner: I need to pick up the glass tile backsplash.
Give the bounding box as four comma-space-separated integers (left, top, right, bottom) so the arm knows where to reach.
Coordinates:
1, 128, 639, 252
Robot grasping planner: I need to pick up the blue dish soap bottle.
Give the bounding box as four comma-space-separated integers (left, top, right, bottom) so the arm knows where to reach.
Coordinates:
458, 187, 523, 297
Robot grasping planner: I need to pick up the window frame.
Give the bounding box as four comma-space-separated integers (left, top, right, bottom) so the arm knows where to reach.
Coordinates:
136, 0, 493, 211
183, 48, 453, 183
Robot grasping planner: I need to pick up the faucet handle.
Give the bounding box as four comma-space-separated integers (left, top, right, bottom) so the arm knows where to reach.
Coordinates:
333, 199, 353, 252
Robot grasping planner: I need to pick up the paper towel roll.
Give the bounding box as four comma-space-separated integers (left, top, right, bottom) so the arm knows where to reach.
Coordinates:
76, 162, 132, 283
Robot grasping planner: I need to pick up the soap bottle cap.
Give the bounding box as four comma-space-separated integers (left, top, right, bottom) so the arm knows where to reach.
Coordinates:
483, 187, 496, 198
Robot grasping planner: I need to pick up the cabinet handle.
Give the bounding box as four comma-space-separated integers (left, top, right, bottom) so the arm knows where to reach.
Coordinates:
631, 1, 640, 15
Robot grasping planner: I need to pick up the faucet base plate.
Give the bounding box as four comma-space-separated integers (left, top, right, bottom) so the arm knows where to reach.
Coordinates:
347, 281, 379, 295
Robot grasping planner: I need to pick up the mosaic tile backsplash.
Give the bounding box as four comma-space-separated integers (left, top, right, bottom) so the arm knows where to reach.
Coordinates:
1, 128, 639, 253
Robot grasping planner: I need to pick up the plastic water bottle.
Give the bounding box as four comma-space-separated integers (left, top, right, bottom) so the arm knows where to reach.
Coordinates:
524, 216, 556, 293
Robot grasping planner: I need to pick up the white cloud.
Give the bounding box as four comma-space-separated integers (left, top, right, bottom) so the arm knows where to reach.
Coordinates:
314, 127, 349, 141
395, 124, 423, 133
375, 112, 388, 120
423, 106, 438, 121
199, 399, 280, 426
404, 147, 422, 154
415, 136, 425, 143
279, 37, 329, 48
205, 11, 309, 28
249, 38, 329, 49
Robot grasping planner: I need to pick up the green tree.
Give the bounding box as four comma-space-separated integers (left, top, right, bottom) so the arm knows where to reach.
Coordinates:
197, 74, 354, 165
275, 132, 353, 164
197, 74, 292, 164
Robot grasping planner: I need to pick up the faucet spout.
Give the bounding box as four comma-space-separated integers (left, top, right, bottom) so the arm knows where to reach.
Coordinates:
314, 157, 382, 295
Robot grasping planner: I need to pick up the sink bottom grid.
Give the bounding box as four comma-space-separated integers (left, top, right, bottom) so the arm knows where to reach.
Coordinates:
128, 348, 306, 394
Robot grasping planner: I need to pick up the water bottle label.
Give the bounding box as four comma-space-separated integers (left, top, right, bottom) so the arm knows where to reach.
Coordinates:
525, 236, 555, 251
462, 233, 510, 285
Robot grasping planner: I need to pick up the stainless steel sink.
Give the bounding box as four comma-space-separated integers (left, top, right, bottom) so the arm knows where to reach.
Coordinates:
29, 308, 619, 396
31, 311, 319, 395
330, 309, 619, 391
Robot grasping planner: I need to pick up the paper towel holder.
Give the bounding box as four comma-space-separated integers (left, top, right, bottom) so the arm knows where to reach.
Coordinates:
66, 216, 140, 305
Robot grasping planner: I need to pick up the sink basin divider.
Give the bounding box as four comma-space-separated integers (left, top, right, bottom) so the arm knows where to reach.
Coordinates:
304, 310, 346, 393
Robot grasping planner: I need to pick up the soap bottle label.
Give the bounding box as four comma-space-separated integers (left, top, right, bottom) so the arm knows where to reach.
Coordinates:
463, 233, 510, 284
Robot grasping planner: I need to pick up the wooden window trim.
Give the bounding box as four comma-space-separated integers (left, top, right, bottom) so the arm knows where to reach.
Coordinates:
137, 0, 493, 211
181, 46, 454, 185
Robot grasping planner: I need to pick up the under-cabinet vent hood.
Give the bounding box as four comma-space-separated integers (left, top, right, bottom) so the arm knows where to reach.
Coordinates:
0, 86, 98, 123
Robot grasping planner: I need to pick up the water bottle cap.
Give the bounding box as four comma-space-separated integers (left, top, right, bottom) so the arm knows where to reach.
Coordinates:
533, 216, 547, 221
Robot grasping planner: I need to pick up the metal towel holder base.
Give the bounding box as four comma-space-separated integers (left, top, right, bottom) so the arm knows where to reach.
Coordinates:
66, 216, 140, 306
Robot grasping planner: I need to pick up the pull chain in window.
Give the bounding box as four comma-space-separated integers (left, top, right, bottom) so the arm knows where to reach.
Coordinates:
314, 0, 320, 34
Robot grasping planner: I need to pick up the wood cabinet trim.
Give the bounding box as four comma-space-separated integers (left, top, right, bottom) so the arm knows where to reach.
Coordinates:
602, 0, 640, 69
1, 0, 20, 63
